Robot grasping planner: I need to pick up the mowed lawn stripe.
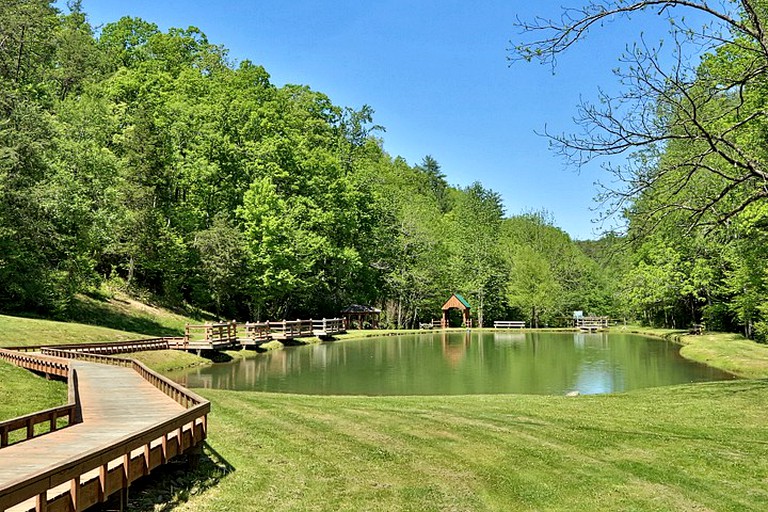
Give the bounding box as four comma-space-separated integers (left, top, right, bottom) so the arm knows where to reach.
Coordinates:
176, 381, 768, 512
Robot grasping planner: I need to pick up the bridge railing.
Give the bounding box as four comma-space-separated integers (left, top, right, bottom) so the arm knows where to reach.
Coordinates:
184, 322, 237, 344
242, 321, 272, 343
272, 319, 314, 338
0, 403, 78, 449
0, 348, 69, 378
42, 338, 172, 355
311, 318, 345, 334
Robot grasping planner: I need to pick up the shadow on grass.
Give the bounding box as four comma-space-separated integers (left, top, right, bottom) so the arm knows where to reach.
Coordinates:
64, 297, 183, 337
125, 443, 234, 511
203, 351, 234, 363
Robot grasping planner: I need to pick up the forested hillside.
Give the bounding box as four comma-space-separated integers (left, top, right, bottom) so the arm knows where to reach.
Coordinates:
8, 1, 768, 339
0, 1, 611, 328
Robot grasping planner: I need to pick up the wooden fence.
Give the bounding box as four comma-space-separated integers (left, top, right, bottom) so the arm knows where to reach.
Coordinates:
240, 321, 272, 347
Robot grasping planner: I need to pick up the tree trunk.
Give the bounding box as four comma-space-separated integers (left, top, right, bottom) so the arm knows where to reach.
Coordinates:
15, 25, 26, 83
127, 256, 135, 286
478, 293, 484, 328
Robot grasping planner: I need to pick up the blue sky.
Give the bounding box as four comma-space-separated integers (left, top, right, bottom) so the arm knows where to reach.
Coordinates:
69, 1, 693, 240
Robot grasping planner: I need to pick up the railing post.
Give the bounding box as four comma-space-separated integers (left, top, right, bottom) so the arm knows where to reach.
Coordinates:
161, 433, 168, 463
122, 453, 130, 489
36, 490, 48, 512
70, 475, 80, 512
99, 463, 107, 503
144, 443, 151, 476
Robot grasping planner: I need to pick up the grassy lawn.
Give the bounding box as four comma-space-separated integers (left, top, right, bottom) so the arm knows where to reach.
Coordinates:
161, 381, 768, 512
0, 314, 147, 347
0, 360, 67, 419
679, 333, 768, 379
3, 311, 768, 511
0, 291, 205, 347
65, 292, 200, 337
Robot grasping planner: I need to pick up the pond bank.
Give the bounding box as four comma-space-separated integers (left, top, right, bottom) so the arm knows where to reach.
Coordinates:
617, 326, 768, 379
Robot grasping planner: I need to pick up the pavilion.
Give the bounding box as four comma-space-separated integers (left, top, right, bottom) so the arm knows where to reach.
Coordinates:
341, 304, 381, 329
441, 293, 472, 328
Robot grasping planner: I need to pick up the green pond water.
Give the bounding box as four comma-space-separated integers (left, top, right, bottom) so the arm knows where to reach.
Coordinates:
169, 331, 735, 396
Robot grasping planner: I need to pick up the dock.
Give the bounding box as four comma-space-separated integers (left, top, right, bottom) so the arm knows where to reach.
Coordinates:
575, 316, 610, 332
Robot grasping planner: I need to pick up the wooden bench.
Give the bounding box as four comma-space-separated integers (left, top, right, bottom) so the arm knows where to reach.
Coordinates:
689, 323, 704, 335
494, 321, 526, 329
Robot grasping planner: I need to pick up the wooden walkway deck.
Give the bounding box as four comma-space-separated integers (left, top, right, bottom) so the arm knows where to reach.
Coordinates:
0, 351, 209, 512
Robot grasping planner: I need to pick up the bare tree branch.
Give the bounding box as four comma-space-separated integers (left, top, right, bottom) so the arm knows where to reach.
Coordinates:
512, 0, 768, 235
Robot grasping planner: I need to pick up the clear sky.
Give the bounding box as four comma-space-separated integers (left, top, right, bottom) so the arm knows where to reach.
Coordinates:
68, 1, 689, 240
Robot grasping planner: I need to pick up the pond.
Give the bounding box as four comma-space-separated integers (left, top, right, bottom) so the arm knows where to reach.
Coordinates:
168, 331, 735, 396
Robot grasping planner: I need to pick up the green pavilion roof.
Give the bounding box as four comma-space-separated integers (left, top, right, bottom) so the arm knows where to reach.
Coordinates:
454, 293, 471, 309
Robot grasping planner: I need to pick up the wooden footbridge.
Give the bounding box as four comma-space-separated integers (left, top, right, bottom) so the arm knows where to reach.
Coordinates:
172, 318, 346, 352
0, 347, 209, 512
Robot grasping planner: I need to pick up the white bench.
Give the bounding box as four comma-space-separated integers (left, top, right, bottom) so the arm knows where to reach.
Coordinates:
494, 321, 526, 329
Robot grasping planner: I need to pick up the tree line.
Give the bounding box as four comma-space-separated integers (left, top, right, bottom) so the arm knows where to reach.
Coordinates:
0, 1, 614, 328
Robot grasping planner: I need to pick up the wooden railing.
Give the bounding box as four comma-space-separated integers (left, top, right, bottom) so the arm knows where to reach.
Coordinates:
272, 319, 314, 338
0, 348, 210, 512
0, 348, 69, 378
0, 345, 44, 353
0, 403, 78, 448
184, 322, 237, 344
241, 321, 272, 344
40, 347, 133, 367
311, 318, 345, 335
46, 338, 172, 355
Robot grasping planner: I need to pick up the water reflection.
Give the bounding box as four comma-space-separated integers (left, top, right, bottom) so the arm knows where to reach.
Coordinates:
169, 332, 735, 396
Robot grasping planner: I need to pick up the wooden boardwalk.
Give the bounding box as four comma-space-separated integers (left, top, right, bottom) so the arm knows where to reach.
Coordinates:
0, 352, 209, 512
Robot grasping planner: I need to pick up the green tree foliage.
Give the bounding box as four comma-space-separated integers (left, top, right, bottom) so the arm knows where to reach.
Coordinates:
513, 1, 768, 339
502, 212, 608, 327
0, 3, 614, 327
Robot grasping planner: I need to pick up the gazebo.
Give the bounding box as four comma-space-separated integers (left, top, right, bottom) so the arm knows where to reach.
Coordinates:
340, 304, 381, 330
441, 293, 472, 328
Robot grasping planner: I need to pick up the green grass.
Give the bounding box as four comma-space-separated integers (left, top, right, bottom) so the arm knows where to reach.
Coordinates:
0, 360, 67, 419
0, 291, 206, 347
165, 381, 768, 512
65, 292, 200, 336
678, 333, 768, 379
130, 350, 211, 373
0, 314, 149, 347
